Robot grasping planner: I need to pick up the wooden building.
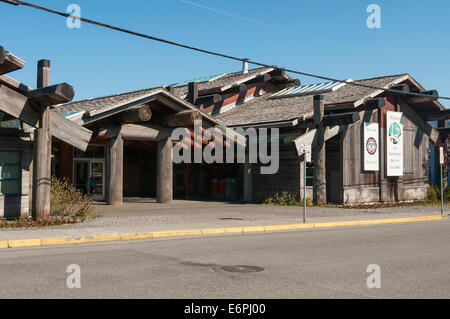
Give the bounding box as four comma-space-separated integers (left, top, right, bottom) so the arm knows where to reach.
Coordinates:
3, 43, 448, 211
51, 67, 293, 204
214, 70, 447, 204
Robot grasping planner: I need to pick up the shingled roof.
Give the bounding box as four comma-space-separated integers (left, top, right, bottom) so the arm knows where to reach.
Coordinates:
215, 74, 422, 126
56, 67, 273, 115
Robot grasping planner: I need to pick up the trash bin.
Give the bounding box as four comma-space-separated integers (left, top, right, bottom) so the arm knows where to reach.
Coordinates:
225, 178, 237, 202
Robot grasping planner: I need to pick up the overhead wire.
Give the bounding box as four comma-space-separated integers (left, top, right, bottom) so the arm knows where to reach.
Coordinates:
2, 0, 450, 101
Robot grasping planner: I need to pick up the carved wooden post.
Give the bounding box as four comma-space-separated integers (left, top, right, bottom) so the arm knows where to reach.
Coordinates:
107, 134, 123, 206
157, 138, 173, 203
32, 59, 51, 219
313, 95, 327, 205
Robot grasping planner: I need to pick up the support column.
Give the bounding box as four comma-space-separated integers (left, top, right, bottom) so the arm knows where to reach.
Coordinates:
378, 108, 388, 202
107, 135, 123, 206
32, 59, 51, 219
157, 138, 173, 203
313, 95, 326, 205
244, 155, 253, 202
395, 98, 403, 202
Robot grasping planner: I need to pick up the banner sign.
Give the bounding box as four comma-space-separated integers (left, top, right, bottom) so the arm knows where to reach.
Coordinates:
386, 111, 404, 176
440, 147, 445, 165
364, 122, 379, 171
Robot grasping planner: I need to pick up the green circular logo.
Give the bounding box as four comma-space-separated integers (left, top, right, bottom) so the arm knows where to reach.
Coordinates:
389, 122, 402, 145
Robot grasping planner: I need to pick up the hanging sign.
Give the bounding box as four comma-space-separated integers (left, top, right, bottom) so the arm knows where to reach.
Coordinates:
364, 122, 379, 171
386, 111, 404, 176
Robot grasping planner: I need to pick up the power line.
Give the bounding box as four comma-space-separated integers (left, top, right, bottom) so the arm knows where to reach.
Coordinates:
2, 0, 450, 101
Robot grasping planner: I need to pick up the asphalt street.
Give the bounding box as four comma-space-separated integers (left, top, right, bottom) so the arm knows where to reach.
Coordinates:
0, 219, 448, 299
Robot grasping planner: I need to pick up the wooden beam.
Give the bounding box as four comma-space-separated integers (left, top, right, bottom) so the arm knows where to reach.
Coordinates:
165, 110, 202, 127
187, 82, 198, 104
363, 97, 386, 109
0, 83, 92, 151
98, 123, 172, 141
121, 105, 152, 123
121, 124, 172, 141
0, 45, 25, 75
157, 138, 173, 203
401, 101, 439, 144
406, 90, 439, 104
322, 112, 360, 126
419, 109, 450, 121
0, 74, 32, 93
195, 94, 222, 105
198, 84, 247, 96
26, 83, 75, 105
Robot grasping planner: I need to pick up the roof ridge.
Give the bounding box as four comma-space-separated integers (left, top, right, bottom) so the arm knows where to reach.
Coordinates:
63, 85, 162, 107
354, 73, 409, 83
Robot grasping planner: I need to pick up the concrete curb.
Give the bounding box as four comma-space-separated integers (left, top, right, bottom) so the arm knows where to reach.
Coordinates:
0, 215, 443, 250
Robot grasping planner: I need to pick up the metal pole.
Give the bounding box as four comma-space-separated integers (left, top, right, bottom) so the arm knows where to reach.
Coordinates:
441, 163, 444, 216
304, 154, 307, 223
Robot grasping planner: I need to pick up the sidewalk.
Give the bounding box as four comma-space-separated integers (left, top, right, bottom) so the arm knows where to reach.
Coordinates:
0, 200, 447, 248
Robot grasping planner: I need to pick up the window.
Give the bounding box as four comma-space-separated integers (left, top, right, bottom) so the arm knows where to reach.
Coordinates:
0, 151, 21, 195
306, 162, 314, 188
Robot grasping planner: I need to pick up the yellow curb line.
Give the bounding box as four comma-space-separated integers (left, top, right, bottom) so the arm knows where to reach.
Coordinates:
0, 215, 443, 249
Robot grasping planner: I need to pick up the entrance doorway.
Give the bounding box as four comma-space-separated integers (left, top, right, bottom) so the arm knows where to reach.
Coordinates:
73, 146, 106, 201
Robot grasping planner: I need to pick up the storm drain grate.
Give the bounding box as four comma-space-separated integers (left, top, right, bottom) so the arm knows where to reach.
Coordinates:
222, 265, 265, 273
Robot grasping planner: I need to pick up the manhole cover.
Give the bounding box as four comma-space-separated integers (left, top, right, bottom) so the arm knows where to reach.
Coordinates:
222, 265, 264, 273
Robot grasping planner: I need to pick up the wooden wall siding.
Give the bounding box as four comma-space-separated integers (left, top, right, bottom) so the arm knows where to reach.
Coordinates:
341, 101, 431, 203
0, 136, 32, 218
342, 110, 379, 189
251, 142, 301, 202
399, 102, 430, 201
55, 142, 73, 184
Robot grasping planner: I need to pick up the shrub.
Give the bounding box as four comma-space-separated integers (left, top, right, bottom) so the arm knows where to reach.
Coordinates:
50, 176, 93, 219
427, 186, 437, 202
263, 192, 301, 206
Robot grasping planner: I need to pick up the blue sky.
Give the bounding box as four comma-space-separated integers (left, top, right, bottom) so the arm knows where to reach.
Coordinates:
1, 0, 449, 108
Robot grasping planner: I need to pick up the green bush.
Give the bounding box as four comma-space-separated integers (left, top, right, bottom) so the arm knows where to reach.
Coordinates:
50, 176, 93, 219
427, 186, 437, 202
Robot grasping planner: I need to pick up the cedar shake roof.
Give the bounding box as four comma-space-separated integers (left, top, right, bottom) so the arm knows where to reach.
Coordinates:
215, 74, 411, 126
56, 67, 273, 115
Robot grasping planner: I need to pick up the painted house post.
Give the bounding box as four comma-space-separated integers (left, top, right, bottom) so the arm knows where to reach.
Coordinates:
107, 134, 123, 205
32, 59, 52, 219
157, 138, 173, 203
313, 95, 327, 205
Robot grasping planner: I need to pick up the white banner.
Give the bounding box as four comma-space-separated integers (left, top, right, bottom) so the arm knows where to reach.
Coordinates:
386, 111, 404, 176
364, 122, 379, 171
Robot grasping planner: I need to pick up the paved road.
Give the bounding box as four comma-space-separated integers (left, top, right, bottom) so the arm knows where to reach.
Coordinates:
0, 220, 449, 299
